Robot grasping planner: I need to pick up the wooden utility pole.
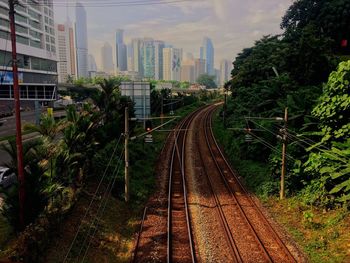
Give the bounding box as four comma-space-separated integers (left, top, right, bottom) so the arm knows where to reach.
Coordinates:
9, 0, 25, 228
124, 107, 130, 202
223, 90, 227, 128
280, 107, 288, 200
160, 94, 164, 126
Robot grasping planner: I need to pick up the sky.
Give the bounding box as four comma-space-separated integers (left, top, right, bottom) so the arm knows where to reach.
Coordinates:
54, 0, 294, 70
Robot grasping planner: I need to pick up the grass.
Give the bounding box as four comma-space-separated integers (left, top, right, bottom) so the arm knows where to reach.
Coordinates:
266, 197, 350, 263
0, 213, 13, 257
212, 106, 350, 262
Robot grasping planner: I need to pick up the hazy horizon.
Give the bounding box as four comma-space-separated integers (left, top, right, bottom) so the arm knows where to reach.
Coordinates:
54, 0, 293, 71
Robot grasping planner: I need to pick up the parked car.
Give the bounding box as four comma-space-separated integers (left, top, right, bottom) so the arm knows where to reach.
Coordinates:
0, 167, 16, 188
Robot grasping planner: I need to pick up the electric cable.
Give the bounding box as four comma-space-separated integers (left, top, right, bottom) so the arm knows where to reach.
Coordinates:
63, 135, 123, 263
249, 132, 297, 161
20, 0, 199, 8
77, 146, 125, 262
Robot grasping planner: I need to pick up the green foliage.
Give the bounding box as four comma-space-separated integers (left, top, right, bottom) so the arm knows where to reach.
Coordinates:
312, 60, 350, 142
281, 0, 350, 54
196, 74, 217, 89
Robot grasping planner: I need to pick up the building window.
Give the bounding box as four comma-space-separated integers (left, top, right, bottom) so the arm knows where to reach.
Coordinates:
0, 18, 9, 28
16, 35, 29, 45
15, 14, 27, 24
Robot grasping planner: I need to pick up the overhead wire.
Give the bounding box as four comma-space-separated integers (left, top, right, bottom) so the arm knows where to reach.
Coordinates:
249, 132, 297, 161
19, 0, 198, 8
77, 146, 125, 262
63, 135, 123, 263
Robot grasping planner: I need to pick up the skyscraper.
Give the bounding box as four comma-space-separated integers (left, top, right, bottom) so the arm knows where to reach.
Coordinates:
180, 58, 195, 83
56, 21, 76, 83
115, 29, 127, 72
131, 38, 143, 76
127, 43, 134, 72
163, 48, 182, 81
88, 54, 97, 77
143, 39, 155, 79
101, 42, 114, 74
194, 58, 206, 81
154, 40, 165, 80
75, 2, 88, 78
200, 37, 214, 75
220, 59, 232, 86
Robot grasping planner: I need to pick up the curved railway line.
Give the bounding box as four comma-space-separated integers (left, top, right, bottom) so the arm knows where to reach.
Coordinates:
133, 104, 299, 263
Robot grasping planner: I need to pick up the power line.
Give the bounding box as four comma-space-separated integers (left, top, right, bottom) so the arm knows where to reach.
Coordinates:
63, 135, 123, 263
77, 147, 125, 262
20, 0, 198, 8
249, 132, 296, 161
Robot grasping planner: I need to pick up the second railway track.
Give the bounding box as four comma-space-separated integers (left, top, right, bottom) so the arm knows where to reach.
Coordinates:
133, 104, 300, 263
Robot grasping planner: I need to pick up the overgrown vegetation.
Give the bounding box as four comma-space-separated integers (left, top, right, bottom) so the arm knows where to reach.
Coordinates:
214, 0, 350, 260
0, 75, 213, 261
221, 0, 350, 208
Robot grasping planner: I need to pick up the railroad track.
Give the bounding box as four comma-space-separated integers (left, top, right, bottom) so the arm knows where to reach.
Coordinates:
167, 110, 197, 263
199, 105, 296, 262
132, 104, 298, 262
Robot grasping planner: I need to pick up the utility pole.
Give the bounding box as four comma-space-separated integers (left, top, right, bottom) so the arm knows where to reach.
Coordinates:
280, 107, 288, 200
160, 94, 164, 126
223, 89, 227, 128
9, 0, 25, 228
124, 107, 130, 202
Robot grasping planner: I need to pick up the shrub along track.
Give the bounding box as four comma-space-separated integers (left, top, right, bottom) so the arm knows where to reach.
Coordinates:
133, 104, 301, 262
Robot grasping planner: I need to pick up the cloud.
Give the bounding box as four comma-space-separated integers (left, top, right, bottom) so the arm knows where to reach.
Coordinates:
54, 0, 292, 69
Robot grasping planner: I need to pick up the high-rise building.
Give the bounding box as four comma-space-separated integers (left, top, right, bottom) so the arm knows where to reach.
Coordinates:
180, 58, 195, 83
163, 47, 182, 81
154, 40, 165, 80
200, 37, 214, 75
75, 2, 88, 78
127, 43, 134, 72
115, 29, 127, 72
88, 54, 97, 78
131, 38, 143, 76
56, 21, 76, 83
0, 0, 58, 102
220, 59, 232, 86
101, 42, 114, 74
143, 39, 155, 79
194, 58, 206, 81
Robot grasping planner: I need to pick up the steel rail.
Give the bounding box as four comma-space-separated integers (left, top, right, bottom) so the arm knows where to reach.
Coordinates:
202, 105, 273, 262
206, 106, 296, 262
195, 108, 243, 262
167, 108, 200, 263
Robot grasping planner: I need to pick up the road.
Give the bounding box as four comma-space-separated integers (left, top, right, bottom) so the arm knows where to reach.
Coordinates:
0, 110, 65, 165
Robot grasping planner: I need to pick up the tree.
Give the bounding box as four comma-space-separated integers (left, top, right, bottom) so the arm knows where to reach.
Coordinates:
281, 0, 350, 53
196, 74, 217, 89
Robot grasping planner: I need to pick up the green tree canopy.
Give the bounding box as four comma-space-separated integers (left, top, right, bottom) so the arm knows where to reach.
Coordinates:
196, 74, 217, 89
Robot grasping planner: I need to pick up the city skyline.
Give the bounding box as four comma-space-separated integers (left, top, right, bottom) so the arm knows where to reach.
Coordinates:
54, 0, 291, 71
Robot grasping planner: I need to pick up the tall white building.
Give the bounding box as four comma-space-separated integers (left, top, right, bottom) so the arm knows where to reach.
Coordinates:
200, 37, 214, 75
163, 47, 182, 81
220, 59, 232, 86
56, 21, 76, 83
131, 38, 143, 76
115, 29, 127, 72
101, 42, 114, 74
180, 58, 195, 83
0, 0, 58, 102
194, 58, 206, 82
88, 54, 97, 77
154, 40, 164, 80
75, 2, 88, 78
